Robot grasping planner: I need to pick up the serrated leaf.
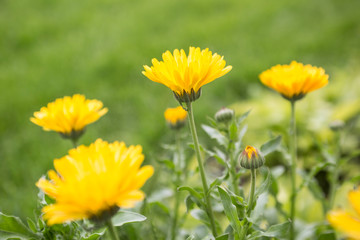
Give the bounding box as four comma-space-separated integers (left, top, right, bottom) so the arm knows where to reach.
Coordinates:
202, 124, 228, 147
260, 135, 282, 156
217, 186, 242, 239
112, 210, 146, 227
0, 213, 39, 240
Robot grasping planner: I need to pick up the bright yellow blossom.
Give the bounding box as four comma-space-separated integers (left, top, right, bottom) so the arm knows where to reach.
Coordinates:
142, 47, 232, 102
259, 61, 329, 101
36, 139, 154, 225
30, 94, 108, 137
327, 188, 360, 240
164, 106, 187, 129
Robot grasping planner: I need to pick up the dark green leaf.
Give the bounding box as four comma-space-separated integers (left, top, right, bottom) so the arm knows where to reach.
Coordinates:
112, 210, 146, 227
0, 213, 39, 239
217, 186, 242, 239
216, 233, 229, 240
260, 135, 282, 156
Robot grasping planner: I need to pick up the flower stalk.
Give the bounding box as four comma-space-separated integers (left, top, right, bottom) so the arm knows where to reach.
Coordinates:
186, 101, 218, 237
171, 132, 182, 240
328, 131, 341, 211
289, 100, 297, 240
105, 219, 120, 240
240, 168, 256, 240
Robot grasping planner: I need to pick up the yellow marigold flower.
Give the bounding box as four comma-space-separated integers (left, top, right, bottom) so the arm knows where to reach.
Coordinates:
259, 61, 329, 101
327, 187, 360, 239
142, 47, 232, 102
164, 106, 187, 129
30, 94, 108, 138
36, 139, 154, 225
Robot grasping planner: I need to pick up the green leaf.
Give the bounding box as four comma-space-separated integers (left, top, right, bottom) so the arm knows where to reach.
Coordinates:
112, 210, 146, 227
185, 195, 196, 213
0, 212, 39, 239
217, 186, 242, 239
26, 218, 37, 233
157, 159, 175, 170
216, 233, 229, 240
81, 230, 105, 240
254, 168, 272, 198
190, 209, 210, 227
178, 186, 205, 208
260, 135, 282, 156
186, 235, 196, 240
237, 110, 251, 124
229, 121, 238, 141
202, 124, 228, 147
149, 201, 170, 215
248, 221, 291, 240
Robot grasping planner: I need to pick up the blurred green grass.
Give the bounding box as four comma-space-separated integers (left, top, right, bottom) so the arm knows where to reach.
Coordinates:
0, 0, 359, 219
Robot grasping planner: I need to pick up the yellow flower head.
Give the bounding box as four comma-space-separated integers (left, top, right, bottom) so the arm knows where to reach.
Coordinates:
36, 139, 154, 225
259, 61, 329, 101
327, 188, 360, 239
142, 47, 232, 102
164, 106, 187, 129
30, 94, 108, 137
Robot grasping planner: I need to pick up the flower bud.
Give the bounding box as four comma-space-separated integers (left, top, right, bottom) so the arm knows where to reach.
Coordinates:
164, 106, 188, 130
239, 146, 265, 170
215, 107, 234, 123
329, 120, 345, 132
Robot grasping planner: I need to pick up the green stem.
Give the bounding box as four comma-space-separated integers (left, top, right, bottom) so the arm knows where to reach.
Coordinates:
289, 100, 297, 240
328, 132, 341, 211
240, 168, 256, 240
105, 219, 120, 240
227, 130, 240, 196
71, 138, 78, 148
171, 132, 182, 240
186, 101, 218, 237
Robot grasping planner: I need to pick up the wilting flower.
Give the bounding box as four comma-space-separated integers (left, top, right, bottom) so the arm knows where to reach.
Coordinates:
259, 61, 329, 101
327, 187, 360, 239
164, 106, 187, 130
30, 94, 108, 139
239, 146, 265, 170
142, 47, 232, 103
36, 139, 154, 225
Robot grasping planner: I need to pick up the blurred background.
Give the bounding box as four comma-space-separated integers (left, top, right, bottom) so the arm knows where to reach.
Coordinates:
1, 0, 359, 220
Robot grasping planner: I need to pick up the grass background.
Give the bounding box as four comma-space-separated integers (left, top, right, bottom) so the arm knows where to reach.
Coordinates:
1, 0, 360, 219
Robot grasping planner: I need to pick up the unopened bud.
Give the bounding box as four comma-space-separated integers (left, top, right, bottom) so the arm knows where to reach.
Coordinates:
215, 107, 234, 123
239, 146, 265, 170
329, 120, 345, 132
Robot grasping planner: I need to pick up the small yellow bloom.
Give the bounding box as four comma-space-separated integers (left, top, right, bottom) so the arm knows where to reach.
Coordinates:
239, 146, 265, 170
30, 94, 108, 137
142, 47, 232, 102
164, 106, 187, 129
36, 139, 154, 225
327, 188, 360, 239
259, 61, 329, 101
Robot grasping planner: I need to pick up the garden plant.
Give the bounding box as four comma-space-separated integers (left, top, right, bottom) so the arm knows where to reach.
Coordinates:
0, 46, 359, 240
